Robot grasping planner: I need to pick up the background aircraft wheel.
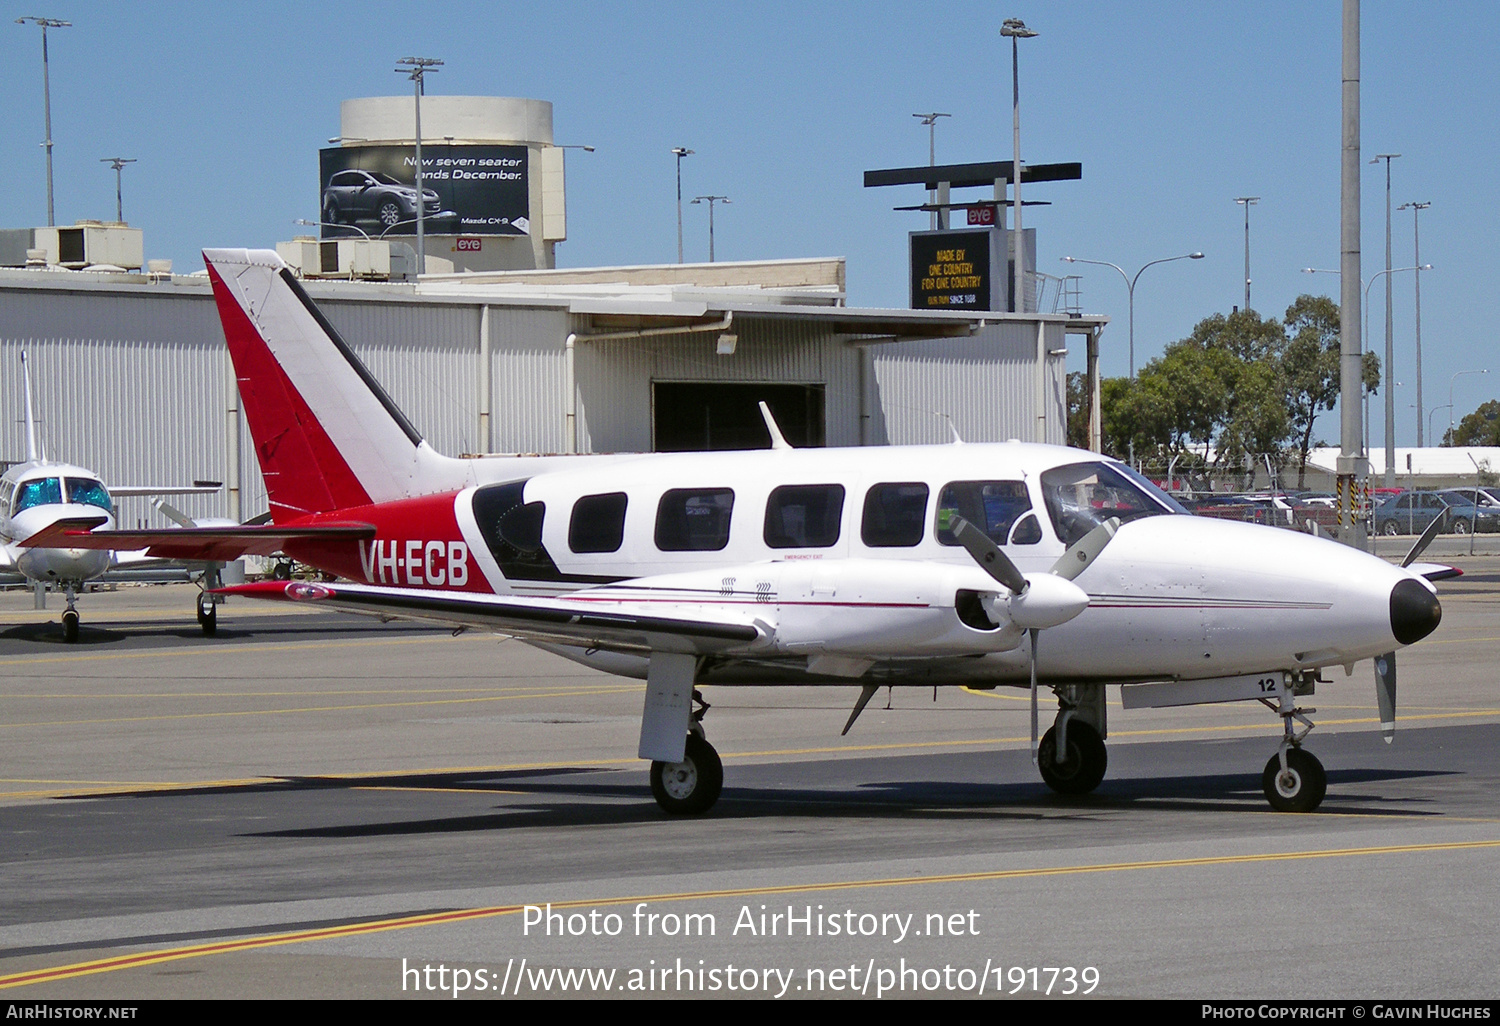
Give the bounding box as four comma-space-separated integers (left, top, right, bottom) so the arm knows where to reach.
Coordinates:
1037, 721, 1107, 795
1262, 748, 1326, 812
197, 595, 217, 636
272, 561, 293, 581
650, 733, 723, 815
62, 609, 79, 644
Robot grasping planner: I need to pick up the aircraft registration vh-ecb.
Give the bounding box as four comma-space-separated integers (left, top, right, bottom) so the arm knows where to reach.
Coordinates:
22, 249, 1447, 815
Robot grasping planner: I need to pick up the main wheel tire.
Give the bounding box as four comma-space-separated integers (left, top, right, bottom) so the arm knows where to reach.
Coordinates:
1037, 720, 1108, 795
1262, 748, 1326, 812
650, 733, 724, 815
197, 596, 217, 636
62, 609, 79, 644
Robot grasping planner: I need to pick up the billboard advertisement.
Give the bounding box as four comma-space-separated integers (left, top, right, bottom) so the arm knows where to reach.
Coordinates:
910, 228, 1000, 311
318, 144, 529, 238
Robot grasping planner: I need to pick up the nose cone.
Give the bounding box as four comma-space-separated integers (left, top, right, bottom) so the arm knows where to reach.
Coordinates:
1391, 578, 1442, 645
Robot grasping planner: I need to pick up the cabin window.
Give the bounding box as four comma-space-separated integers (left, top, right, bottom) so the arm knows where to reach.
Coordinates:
65, 478, 112, 512
655, 488, 735, 551
764, 484, 844, 549
15, 477, 62, 512
569, 492, 628, 554
860, 482, 929, 547
935, 480, 1033, 546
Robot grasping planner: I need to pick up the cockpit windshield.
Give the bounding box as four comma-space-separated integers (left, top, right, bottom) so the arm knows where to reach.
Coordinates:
15, 477, 62, 512
1040, 461, 1184, 546
66, 478, 113, 512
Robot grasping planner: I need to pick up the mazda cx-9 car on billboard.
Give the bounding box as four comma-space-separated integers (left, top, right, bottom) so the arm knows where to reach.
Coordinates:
322, 170, 441, 230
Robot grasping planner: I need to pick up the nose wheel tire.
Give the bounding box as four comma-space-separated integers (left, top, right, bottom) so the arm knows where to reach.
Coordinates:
1262, 748, 1326, 812
197, 595, 217, 636
1037, 721, 1108, 795
62, 609, 79, 644
650, 733, 724, 815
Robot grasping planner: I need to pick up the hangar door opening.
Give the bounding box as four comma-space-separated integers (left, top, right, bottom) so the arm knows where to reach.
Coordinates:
652, 382, 826, 452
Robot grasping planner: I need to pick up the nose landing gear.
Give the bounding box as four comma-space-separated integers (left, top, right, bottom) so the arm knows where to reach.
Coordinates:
61, 584, 80, 643
1261, 677, 1326, 812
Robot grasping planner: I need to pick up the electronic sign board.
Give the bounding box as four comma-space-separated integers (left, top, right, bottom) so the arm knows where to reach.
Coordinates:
910, 228, 1001, 311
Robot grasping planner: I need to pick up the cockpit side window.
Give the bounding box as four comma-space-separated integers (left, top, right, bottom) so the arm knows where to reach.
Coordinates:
1040, 461, 1180, 546
66, 478, 113, 512
15, 477, 62, 512
935, 480, 1033, 546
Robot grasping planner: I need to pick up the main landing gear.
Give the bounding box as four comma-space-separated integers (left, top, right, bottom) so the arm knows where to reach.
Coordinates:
1261, 681, 1326, 813
1037, 684, 1109, 797
649, 689, 723, 816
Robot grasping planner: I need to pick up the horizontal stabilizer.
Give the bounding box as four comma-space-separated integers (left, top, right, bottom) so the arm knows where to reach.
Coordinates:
1406, 562, 1462, 583
19, 517, 375, 561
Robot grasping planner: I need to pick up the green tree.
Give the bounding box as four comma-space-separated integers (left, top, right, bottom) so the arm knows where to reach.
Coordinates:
1444, 400, 1500, 446
1281, 294, 1381, 488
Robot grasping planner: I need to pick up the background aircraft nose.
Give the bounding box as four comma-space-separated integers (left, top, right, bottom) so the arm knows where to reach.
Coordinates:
1390, 578, 1442, 645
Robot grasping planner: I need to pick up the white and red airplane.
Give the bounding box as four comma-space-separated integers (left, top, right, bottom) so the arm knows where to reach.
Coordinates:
2, 352, 224, 640
23, 249, 1447, 814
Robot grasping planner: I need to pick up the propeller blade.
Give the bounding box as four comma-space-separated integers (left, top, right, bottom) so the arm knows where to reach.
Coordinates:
1050, 517, 1120, 581
1029, 628, 1040, 765
951, 515, 1027, 595
1374, 651, 1396, 743
1400, 514, 1447, 568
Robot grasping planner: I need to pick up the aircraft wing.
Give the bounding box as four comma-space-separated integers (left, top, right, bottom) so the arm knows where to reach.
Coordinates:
217, 580, 767, 657
109, 485, 222, 498
18, 517, 375, 562
1406, 562, 1463, 583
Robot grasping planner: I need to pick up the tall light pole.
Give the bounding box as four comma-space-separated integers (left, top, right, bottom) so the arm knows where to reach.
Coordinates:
672, 147, 694, 263
1234, 196, 1259, 311
913, 112, 950, 230
1063, 252, 1204, 378
1398, 201, 1430, 445
395, 56, 442, 275
1002, 18, 1037, 314
1449, 369, 1489, 440
691, 195, 729, 262
1337, 0, 1362, 547
1370, 153, 1400, 485
99, 157, 136, 223
16, 17, 71, 227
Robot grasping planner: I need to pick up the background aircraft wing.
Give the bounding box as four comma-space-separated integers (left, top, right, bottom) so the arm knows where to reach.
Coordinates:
218, 580, 767, 656
18, 517, 375, 562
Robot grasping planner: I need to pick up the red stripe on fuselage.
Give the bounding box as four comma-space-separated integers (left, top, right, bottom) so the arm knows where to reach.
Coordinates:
283, 492, 487, 592
207, 262, 372, 521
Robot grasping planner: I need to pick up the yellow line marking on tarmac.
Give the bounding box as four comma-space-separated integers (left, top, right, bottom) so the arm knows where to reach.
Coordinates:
0, 685, 644, 730
5, 838, 1499, 990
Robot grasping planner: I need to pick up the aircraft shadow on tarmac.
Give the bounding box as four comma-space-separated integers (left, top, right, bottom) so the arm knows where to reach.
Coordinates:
0, 622, 129, 646
0, 618, 445, 648
124, 764, 1446, 837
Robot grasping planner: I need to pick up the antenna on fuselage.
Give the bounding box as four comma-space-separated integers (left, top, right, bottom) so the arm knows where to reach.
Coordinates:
19, 352, 42, 463
758, 401, 793, 451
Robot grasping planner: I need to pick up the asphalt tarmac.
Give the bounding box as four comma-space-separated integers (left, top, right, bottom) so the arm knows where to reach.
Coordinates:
0, 556, 1496, 1001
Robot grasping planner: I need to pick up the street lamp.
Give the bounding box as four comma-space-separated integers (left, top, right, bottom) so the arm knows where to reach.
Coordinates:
913, 112, 950, 230
395, 56, 443, 275
295, 218, 369, 241
1001, 18, 1038, 314
16, 16, 71, 227
672, 147, 694, 263
691, 195, 729, 262
99, 157, 136, 223
1398, 201, 1431, 445
1370, 154, 1401, 484
1428, 405, 1451, 444
1450, 369, 1489, 439
1234, 197, 1259, 311
1062, 252, 1204, 378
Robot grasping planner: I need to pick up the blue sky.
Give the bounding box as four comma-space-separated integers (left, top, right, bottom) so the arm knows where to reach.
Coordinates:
3, 1, 1495, 446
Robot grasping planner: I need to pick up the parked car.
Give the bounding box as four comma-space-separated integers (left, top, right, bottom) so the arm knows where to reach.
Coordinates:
1374, 490, 1500, 535
322, 169, 441, 229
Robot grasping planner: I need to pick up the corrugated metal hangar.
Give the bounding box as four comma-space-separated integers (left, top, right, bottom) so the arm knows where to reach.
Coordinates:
0, 259, 1105, 531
